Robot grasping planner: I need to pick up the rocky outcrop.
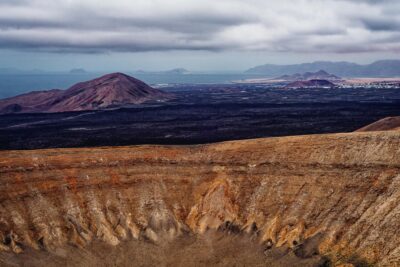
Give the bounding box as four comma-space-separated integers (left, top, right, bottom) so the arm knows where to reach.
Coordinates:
1, 131, 400, 266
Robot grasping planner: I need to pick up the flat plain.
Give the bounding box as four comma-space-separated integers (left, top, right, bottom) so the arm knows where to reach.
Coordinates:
1, 84, 400, 150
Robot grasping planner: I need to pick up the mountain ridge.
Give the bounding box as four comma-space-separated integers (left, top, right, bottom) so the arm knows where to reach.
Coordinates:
277, 70, 341, 81
245, 60, 400, 77
134, 68, 190, 75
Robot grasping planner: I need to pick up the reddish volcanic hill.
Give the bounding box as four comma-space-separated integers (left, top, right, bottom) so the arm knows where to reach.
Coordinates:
356, 116, 400, 132
0, 73, 172, 113
285, 79, 336, 89
277, 70, 341, 81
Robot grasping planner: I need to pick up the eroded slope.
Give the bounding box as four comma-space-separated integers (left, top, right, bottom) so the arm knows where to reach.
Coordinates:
0, 131, 400, 266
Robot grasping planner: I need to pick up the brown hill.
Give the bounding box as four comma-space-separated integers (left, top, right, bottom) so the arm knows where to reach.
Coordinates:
277, 70, 341, 81
0, 73, 172, 113
285, 79, 336, 89
356, 116, 400, 132
1, 131, 400, 266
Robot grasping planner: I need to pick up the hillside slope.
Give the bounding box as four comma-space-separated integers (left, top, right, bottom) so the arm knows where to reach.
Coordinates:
285, 79, 336, 88
1, 132, 400, 266
357, 116, 400, 132
277, 70, 341, 81
0, 73, 171, 113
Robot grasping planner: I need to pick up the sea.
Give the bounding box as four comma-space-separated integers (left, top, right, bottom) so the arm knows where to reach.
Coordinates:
0, 73, 266, 99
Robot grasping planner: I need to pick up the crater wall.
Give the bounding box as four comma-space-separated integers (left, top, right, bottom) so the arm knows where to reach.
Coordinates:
1, 131, 400, 266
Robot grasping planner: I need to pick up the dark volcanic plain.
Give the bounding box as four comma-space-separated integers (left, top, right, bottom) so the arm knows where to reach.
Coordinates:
1, 84, 400, 150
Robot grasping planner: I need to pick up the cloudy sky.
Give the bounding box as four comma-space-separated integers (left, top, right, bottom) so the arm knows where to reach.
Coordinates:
0, 0, 399, 71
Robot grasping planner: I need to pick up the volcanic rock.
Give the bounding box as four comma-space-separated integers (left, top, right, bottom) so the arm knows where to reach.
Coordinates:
0, 131, 400, 266
277, 70, 341, 81
285, 79, 336, 89
0, 73, 172, 113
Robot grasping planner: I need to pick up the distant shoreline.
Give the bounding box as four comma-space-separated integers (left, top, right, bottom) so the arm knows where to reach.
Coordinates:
234, 77, 400, 85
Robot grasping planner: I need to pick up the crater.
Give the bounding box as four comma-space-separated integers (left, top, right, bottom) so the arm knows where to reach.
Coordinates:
0, 131, 400, 266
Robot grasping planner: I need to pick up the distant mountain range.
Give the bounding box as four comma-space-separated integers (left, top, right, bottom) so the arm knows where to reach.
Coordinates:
245, 60, 400, 77
0, 73, 172, 113
276, 70, 341, 81
0, 68, 191, 75
134, 68, 190, 75
69, 68, 87, 74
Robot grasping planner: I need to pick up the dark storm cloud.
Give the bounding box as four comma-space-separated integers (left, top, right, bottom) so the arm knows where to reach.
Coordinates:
361, 18, 400, 31
0, 0, 399, 54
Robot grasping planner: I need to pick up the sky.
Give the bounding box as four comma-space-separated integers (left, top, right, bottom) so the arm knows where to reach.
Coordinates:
0, 0, 400, 72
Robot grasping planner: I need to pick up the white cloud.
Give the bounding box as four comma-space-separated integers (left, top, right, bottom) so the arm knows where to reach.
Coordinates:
0, 0, 399, 53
